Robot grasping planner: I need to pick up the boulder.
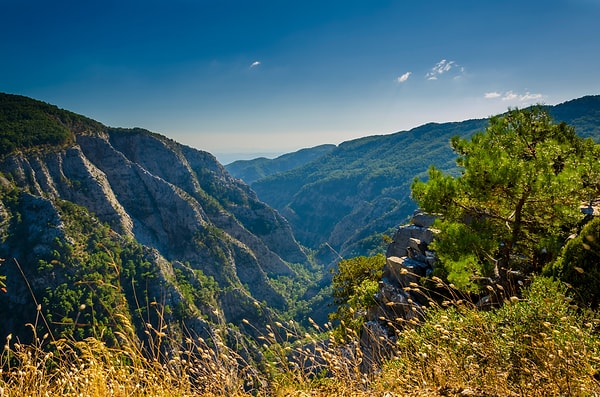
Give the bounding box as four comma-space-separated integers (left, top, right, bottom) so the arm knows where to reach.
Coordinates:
411, 209, 438, 228
386, 224, 435, 258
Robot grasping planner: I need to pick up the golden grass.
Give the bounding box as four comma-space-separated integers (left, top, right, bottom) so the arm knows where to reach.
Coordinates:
2, 277, 599, 396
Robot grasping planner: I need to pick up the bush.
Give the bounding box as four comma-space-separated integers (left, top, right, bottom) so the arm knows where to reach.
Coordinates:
330, 254, 385, 334
543, 216, 600, 308
376, 276, 600, 396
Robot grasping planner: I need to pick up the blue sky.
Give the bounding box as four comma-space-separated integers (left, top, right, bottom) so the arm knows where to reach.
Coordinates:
2, 0, 600, 163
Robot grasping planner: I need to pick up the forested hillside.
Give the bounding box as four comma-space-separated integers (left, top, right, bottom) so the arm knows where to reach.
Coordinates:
247, 96, 600, 263
225, 144, 336, 184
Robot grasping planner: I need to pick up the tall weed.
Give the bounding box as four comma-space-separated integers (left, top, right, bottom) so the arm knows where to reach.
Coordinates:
375, 276, 600, 396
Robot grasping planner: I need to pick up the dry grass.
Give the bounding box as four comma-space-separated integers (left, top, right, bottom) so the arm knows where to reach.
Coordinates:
371, 276, 600, 397
1, 276, 599, 396
0, 327, 258, 396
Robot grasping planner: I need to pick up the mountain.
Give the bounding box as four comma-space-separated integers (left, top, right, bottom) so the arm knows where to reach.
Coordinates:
249, 120, 485, 262
0, 93, 316, 344
225, 144, 336, 185
3, 93, 598, 346
247, 96, 600, 263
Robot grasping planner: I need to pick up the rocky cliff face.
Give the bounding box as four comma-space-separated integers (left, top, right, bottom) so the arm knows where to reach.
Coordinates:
360, 210, 438, 370
0, 94, 310, 342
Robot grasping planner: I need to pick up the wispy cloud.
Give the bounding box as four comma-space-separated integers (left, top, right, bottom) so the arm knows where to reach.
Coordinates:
426, 59, 464, 80
484, 90, 544, 103
396, 71, 411, 83
518, 92, 544, 102
250, 61, 261, 68
502, 91, 519, 101
484, 92, 502, 99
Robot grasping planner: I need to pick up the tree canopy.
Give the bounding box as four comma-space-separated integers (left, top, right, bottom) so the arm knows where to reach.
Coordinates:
411, 107, 600, 292
0, 93, 102, 156
330, 254, 385, 333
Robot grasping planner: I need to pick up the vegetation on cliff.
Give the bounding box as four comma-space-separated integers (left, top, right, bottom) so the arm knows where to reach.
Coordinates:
412, 106, 600, 293
329, 254, 385, 335
0, 93, 103, 156
1, 98, 600, 395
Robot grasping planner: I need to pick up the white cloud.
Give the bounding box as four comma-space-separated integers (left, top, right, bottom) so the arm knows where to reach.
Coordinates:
396, 72, 411, 83
502, 91, 518, 101
426, 59, 463, 80
484, 92, 502, 99
484, 90, 544, 103
519, 92, 543, 101
250, 61, 261, 68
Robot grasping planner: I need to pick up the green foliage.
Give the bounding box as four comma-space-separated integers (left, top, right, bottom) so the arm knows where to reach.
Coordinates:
386, 276, 600, 395
0, 93, 102, 156
270, 260, 323, 306
412, 107, 600, 292
173, 265, 219, 316
330, 254, 385, 333
544, 216, 600, 308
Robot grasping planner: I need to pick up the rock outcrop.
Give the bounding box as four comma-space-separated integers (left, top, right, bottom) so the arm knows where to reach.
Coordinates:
360, 202, 600, 371
0, 94, 310, 342
361, 209, 437, 370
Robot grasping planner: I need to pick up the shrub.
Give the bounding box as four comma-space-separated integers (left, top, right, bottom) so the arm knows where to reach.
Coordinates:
543, 216, 600, 308
376, 276, 600, 396
330, 254, 385, 334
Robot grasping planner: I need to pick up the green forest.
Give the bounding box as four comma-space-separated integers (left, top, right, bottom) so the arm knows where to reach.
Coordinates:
0, 93, 103, 156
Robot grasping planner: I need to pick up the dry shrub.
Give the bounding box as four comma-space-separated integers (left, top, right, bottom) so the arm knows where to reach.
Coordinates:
374, 276, 600, 396
0, 320, 264, 397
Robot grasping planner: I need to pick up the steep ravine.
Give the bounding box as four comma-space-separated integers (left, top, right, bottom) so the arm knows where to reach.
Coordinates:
0, 95, 312, 343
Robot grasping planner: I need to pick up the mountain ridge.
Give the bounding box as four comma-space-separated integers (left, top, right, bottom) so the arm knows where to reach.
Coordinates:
226, 144, 336, 184
234, 96, 600, 263
0, 93, 316, 344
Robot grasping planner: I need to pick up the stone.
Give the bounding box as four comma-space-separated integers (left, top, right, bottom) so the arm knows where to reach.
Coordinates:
386, 224, 435, 258
411, 209, 438, 228
383, 256, 417, 287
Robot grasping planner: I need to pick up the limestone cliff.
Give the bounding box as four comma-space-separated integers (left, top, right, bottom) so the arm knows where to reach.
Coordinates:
0, 93, 309, 342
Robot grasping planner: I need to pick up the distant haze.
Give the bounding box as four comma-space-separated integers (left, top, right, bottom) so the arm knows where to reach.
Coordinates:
216, 151, 288, 165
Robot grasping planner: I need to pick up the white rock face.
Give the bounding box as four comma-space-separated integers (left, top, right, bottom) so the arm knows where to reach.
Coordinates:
1, 126, 309, 323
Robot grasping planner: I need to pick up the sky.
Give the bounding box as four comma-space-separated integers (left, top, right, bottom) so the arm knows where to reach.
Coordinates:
2, 0, 600, 164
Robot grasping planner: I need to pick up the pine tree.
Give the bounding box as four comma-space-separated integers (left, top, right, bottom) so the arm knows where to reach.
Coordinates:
412, 107, 600, 293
